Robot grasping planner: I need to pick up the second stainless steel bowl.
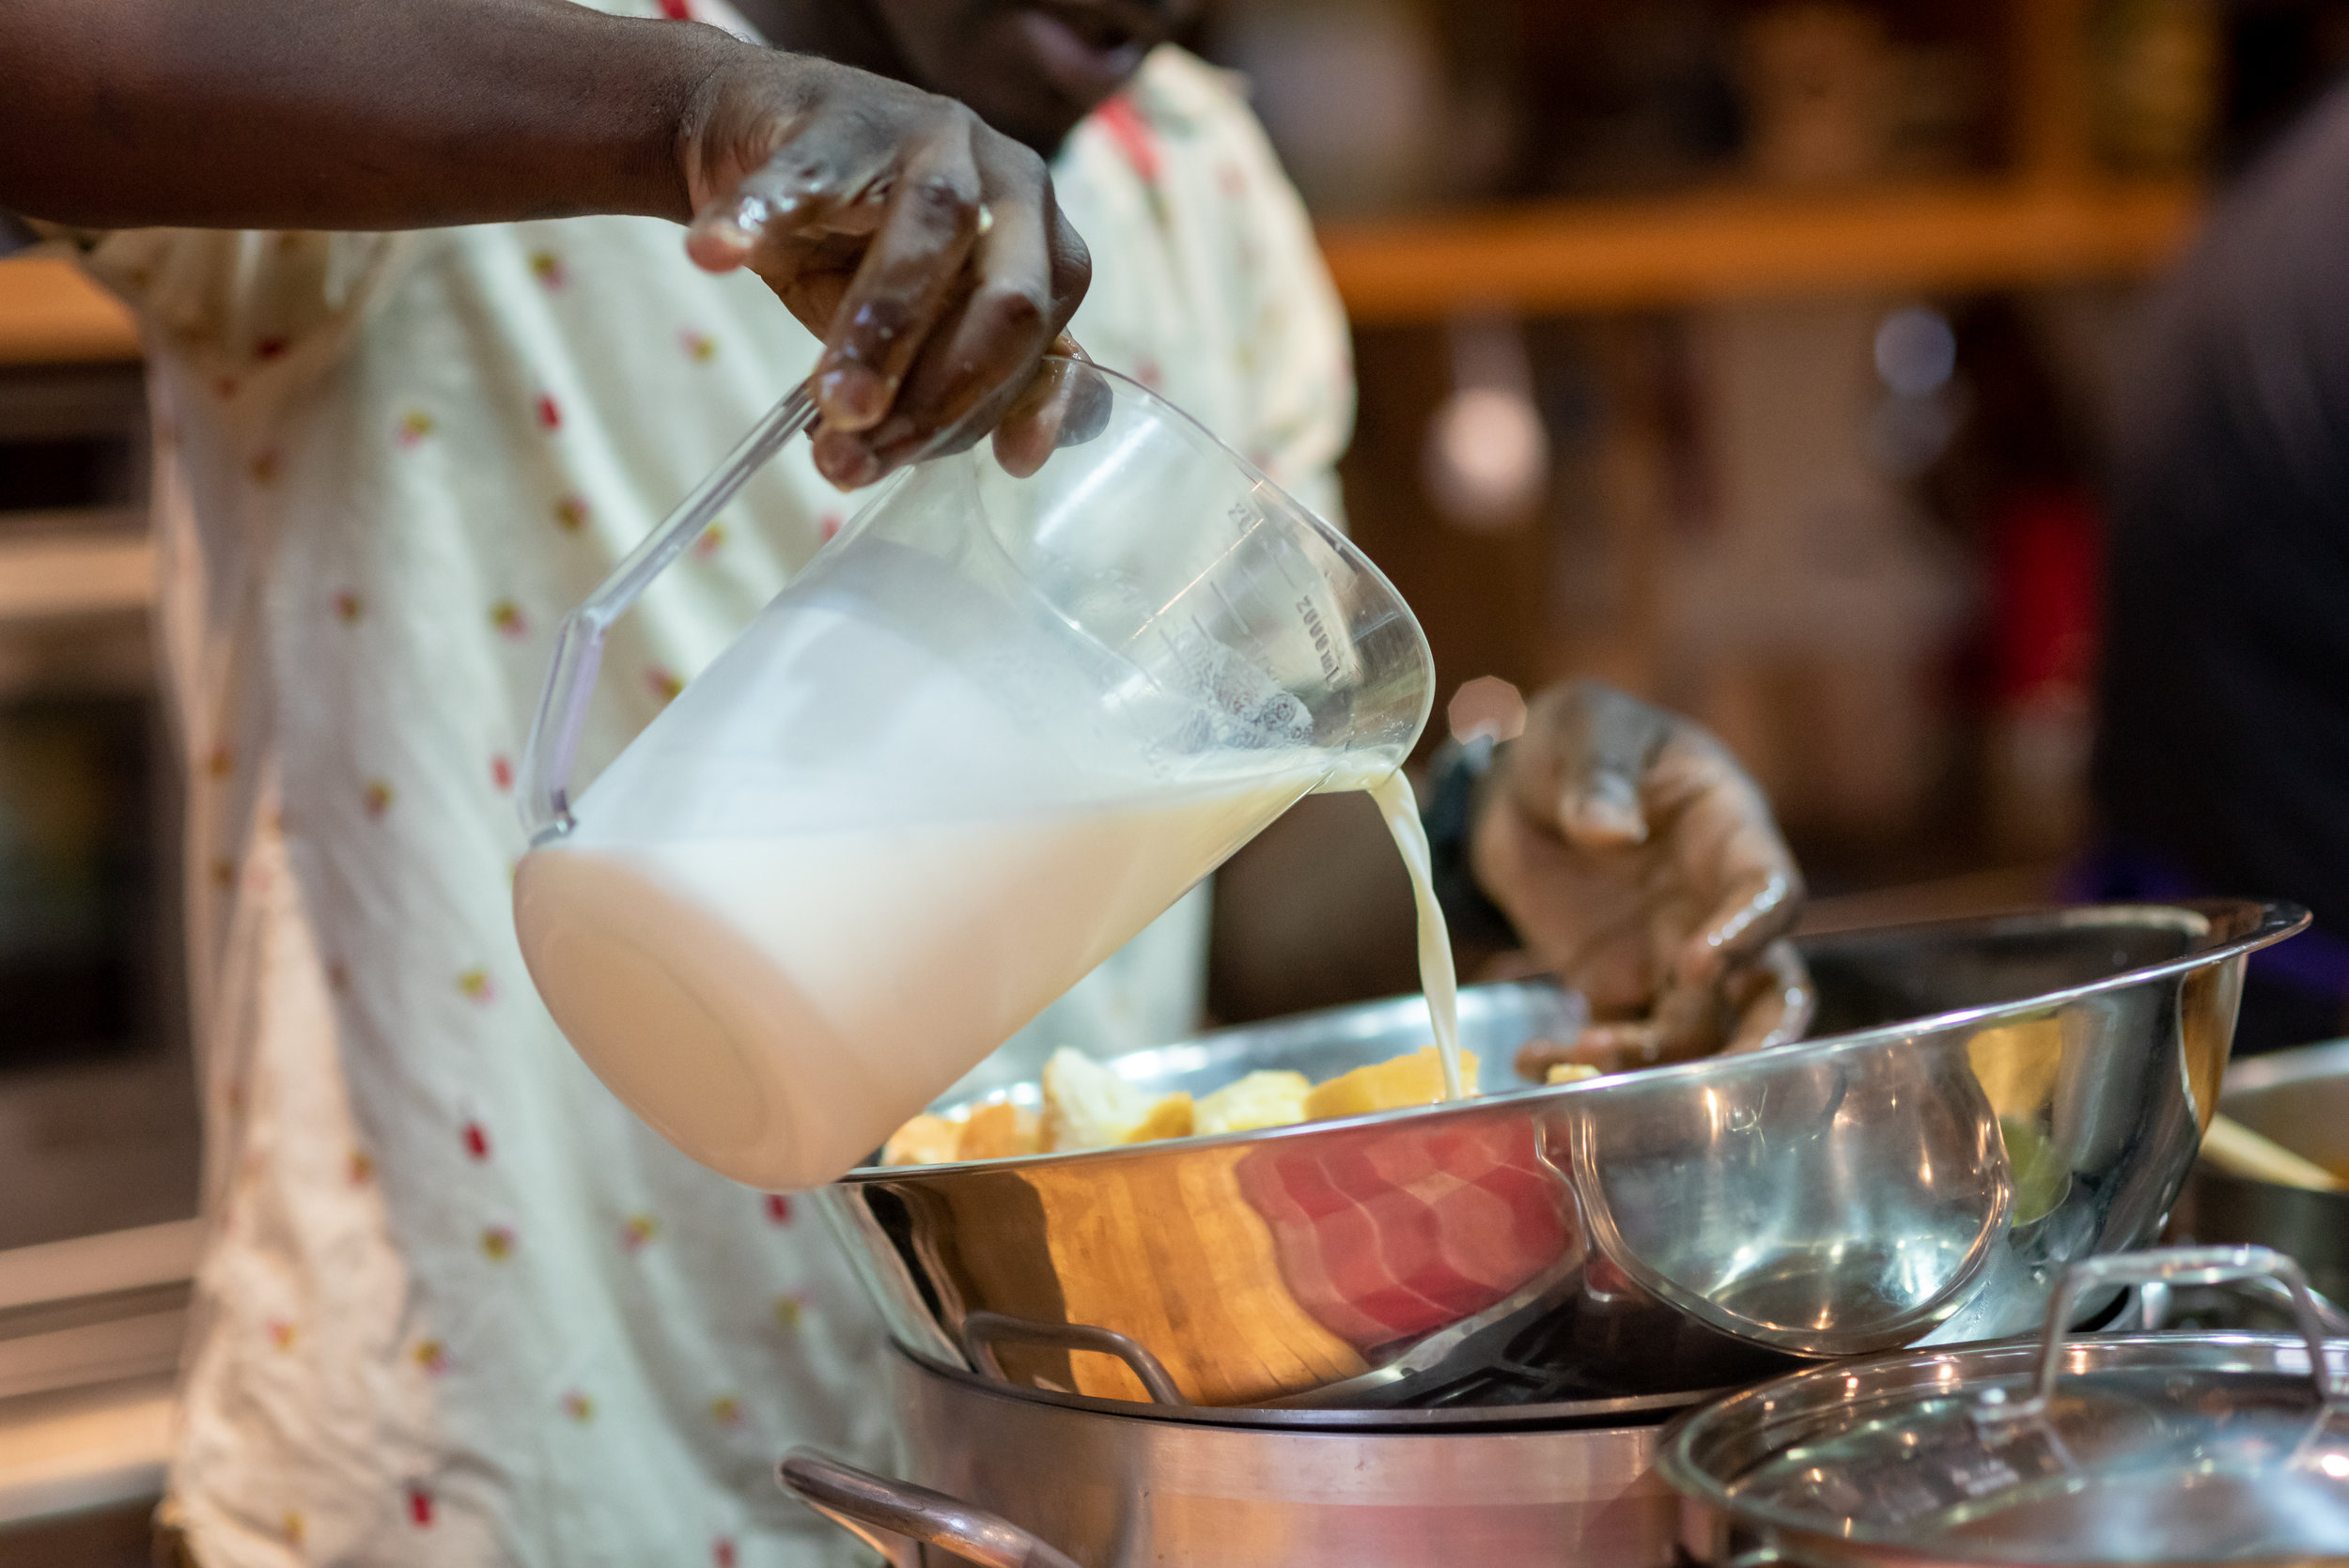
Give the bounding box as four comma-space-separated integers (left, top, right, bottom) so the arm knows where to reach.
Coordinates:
817, 899, 2304, 1409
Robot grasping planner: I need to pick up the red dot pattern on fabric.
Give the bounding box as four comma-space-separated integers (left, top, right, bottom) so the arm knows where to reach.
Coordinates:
694, 522, 725, 558
1092, 96, 1162, 184
490, 600, 528, 638
713, 1540, 738, 1568
362, 780, 394, 819
764, 1194, 792, 1225
658, 0, 693, 17
536, 395, 561, 431
490, 754, 514, 792
407, 1486, 434, 1527
530, 251, 567, 290
621, 1215, 660, 1254
553, 494, 589, 532
646, 667, 684, 703
462, 1122, 490, 1160
819, 513, 843, 542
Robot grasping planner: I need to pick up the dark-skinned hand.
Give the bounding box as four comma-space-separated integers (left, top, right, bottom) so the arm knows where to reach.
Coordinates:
1470, 680, 1813, 1079
681, 54, 1094, 487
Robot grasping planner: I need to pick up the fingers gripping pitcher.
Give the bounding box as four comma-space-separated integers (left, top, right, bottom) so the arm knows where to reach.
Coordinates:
513, 361, 1435, 1189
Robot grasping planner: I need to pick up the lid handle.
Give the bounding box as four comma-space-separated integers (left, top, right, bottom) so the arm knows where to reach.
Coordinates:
517, 381, 817, 842
1984, 1246, 2345, 1424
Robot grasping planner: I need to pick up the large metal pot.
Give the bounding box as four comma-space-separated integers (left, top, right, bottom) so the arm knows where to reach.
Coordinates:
817, 900, 2304, 1410
2178, 1037, 2349, 1304
780, 1349, 1685, 1567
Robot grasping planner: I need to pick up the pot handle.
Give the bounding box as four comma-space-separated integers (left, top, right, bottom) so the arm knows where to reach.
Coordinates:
1983, 1246, 2345, 1424
517, 381, 817, 842
959, 1311, 1190, 1406
779, 1448, 1085, 1568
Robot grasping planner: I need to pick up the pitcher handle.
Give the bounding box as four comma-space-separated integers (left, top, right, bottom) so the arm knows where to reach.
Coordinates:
779, 1448, 1085, 1568
518, 381, 818, 841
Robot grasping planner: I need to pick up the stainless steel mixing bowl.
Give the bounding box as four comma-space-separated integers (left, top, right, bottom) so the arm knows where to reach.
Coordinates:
816, 899, 2305, 1410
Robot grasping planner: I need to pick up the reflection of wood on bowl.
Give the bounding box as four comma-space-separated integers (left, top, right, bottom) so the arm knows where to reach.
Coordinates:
2200, 1115, 2346, 1193
1021, 1146, 1370, 1404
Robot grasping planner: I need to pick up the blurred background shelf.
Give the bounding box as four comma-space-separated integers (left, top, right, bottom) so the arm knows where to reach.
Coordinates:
1321, 178, 2202, 321
0, 526, 155, 625
0, 261, 136, 368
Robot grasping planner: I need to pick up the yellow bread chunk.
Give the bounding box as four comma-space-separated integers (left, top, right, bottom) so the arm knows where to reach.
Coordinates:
1305, 1047, 1479, 1121
1546, 1063, 1601, 1085
1193, 1070, 1312, 1136
957, 1102, 1042, 1161
1126, 1093, 1194, 1143
882, 1112, 963, 1167
1040, 1048, 1189, 1151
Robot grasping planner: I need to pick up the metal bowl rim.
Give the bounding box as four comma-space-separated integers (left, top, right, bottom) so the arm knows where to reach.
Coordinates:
1656, 1328, 2349, 1550
836, 898, 2306, 1183
2221, 1033, 2349, 1100
896, 1345, 1705, 1434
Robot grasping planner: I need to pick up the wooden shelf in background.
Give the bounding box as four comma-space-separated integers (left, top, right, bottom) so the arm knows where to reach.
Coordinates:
1319, 179, 2204, 322
0, 179, 2203, 355
0, 527, 156, 622
0, 257, 139, 366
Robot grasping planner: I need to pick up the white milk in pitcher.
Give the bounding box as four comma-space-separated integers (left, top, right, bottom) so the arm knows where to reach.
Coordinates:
516, 762, 1468, 1189
515, 776, 1315, 1189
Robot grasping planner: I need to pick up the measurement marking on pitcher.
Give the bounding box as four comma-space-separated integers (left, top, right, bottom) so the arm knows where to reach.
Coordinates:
1297, 598, 1338, 679
1206, 579, 1244, 633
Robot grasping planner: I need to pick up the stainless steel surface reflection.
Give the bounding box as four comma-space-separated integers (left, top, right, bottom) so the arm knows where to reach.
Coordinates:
781, 1350, 1682, 1568
2179, 1037, 2349, 1305
815, 900, 2305, 1409
1659, 1248, 2349, 1568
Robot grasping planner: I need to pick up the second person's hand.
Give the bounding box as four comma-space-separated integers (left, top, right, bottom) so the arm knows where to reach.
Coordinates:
1470, 680, 1813, 1077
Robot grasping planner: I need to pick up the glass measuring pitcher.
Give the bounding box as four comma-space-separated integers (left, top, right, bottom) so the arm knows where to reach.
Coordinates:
511, 361, 1435, 1190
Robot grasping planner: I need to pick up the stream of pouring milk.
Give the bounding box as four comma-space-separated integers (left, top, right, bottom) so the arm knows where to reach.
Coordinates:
1368, 771, 1466, 1099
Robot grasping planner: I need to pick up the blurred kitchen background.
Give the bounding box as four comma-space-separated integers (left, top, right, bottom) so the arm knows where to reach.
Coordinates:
0, 0, 2346, 1555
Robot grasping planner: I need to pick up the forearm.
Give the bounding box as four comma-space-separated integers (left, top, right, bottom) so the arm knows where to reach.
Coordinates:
0, 0, 750, 230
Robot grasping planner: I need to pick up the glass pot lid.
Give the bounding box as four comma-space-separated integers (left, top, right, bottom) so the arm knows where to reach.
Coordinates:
1661, 1248, 2349, 1564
